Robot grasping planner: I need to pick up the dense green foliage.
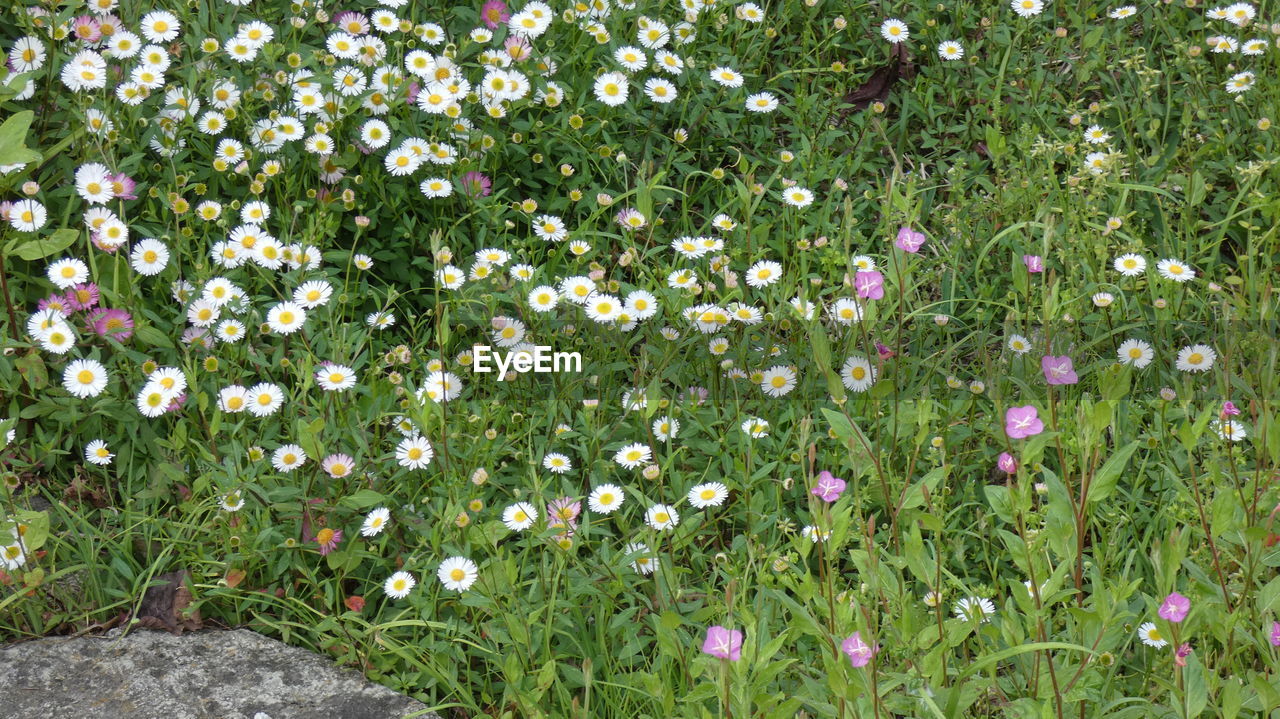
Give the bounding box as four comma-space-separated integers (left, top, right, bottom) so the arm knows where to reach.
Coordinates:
2, 0, 1280, 717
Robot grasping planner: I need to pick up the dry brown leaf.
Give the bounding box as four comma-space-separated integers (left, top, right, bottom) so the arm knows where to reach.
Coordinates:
135, 570, 203, 635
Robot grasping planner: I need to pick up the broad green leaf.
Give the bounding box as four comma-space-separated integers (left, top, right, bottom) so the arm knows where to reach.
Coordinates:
341, 489, 387, 509
984, 485, 1014, 524
133, 324, 174, 349
0, 110, 39, 166
1086, 440, 1139, 504
8, 229, 79, 261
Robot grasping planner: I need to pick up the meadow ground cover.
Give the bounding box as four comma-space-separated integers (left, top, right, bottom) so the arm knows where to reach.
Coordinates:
0, 0, 1279, 716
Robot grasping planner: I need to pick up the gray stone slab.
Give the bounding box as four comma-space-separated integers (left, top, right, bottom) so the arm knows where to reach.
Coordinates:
0, 628, 438, 719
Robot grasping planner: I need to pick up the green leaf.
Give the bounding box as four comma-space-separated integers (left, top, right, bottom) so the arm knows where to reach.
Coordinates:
1082, 26, 1105, 50
901, 466, 945, 511
14, 352, 47, 391
1188, 171, 1206, 207
822, 408, 853, 443
1211, 488, 1238, 539
0, 110, 39, 166
809, 326, 845, 403
1221, 677, 1242, 719
4, 510, 48, 552
341, 489, 387, 510
944, 642, 1093, 716
133, 324, 174, 349
1085, 440, 1139, 504
1257, 575, 1280, 614
0, 71, 30, 103
297, 416, 325, 459
8, 229, 79, 261
984, 485, 1014, 524
1090, 400, 1114, 433
1184, 652, 1208, 716
983, 124, 1006, 160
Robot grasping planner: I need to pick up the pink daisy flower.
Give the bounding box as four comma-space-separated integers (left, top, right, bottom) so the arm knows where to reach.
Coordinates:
322, 453, 355, 479
480, 0, 511, 29
314, 527, 343, 556
90, 308, 134, 340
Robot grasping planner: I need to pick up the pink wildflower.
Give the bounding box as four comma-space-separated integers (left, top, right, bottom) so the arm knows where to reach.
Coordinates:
322, 453, 354, 479
1041, 355, 1078, 385
110, 173, 138, 200
1175, 642, 1192, 667
481, 0, 511, 28
66, 283, 100, 311
547, 496, 582, 532
840, 631, 879, 668
811, 471, 846, 503
460, 171, 492, 198
997, 452, 1017, 474
701, 625, 743, 661
1158, 592, 1190, 623
89, 308, 134, 340
894, 226, 926, 253
314, 527, 343, 556
855, 270, 885, 300
1005, 405, 1044, 439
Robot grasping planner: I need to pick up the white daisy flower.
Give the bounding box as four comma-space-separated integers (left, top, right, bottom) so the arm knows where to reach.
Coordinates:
383, 570, 416, 599
361, 508, 391, 537
588, 484, 626, 514
1176, 344, 1216, 373
644, 503, 680, 530
614, 442, 652, 469
953, 596, 996, 623
63, 359, 109, 398
502, 502, 538, 531
437, 556, 479, 592
687, 482, 729, 508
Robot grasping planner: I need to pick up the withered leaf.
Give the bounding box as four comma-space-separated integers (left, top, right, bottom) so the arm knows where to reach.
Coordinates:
225, 568, 247, 589
135, 570, 203, 635
841, 42, 916, 113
